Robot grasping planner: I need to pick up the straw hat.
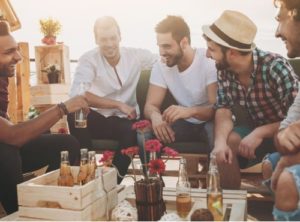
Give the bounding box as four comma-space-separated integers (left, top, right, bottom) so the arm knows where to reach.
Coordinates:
202, 10, 257, 51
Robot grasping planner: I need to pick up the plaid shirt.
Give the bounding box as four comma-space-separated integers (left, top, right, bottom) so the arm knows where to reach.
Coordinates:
216, 48, 299, 126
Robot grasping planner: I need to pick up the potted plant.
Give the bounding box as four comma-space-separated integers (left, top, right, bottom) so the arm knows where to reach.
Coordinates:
39, 17, 61, 45
42, 63, 60, 84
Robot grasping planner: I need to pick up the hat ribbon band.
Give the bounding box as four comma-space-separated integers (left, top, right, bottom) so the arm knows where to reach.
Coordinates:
210, 24, 252, 49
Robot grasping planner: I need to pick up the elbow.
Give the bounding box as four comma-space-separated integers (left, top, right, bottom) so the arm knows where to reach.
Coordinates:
2, 134, 24, 148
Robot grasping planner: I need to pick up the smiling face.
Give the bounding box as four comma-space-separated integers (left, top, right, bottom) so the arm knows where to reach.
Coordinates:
96, 26, 121, 61
275, 3, 300, 58
156, 32, 183, 67
205, 40, 230, 71
0, 35, 22, 77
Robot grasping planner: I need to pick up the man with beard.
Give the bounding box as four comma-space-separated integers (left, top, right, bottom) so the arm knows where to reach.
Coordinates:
68, 16, 157, 184
0, 20, 89, 214
144, 15, 217, 150
202, 10, 298, 189
260, 0, 300, 220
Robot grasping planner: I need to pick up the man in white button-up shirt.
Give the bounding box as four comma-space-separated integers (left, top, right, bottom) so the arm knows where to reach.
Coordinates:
68, 16, 157, 183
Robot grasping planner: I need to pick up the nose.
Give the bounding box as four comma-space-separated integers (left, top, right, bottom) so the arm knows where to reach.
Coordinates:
14, 50, 22, 63
206, 49, 211, 58
275, 23, 281, 39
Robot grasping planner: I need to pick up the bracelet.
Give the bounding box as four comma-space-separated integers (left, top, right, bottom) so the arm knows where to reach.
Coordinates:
57, 102, 69, 115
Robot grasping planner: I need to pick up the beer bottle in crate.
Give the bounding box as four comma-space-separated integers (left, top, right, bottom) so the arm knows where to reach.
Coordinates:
57, 150, 74, 187
176, 158, 192, 218
77, 148, 89, 185
86, 150, 97, 182
207, 153, 223, 221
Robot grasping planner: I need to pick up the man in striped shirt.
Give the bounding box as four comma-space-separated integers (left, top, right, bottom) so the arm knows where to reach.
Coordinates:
202, 10, 298, 189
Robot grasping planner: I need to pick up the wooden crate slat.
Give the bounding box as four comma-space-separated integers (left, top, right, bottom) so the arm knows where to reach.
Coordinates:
16, 42, 30, 121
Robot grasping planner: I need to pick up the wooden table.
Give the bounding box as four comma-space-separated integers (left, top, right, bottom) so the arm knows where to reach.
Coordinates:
1, 185, 247, 221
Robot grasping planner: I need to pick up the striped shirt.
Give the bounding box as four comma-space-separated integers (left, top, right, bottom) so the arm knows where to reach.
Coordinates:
216, 48, 299, 126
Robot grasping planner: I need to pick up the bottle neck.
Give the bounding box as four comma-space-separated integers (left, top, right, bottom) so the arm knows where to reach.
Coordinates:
178, 162, 188, 182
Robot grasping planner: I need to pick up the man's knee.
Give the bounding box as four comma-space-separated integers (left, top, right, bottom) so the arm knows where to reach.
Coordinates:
276, 171, 299, 211
262, 160, 273, 180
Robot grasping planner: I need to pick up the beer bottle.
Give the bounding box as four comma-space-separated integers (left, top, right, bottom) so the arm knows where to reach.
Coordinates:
207, 153, 223, 221
86, 151, 97, 183
77, 148, 89, 185
176, 158, 192, 218
57, 150, 74, 187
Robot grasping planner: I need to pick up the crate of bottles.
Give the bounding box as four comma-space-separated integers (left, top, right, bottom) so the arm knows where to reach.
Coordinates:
17, 166, 118, 221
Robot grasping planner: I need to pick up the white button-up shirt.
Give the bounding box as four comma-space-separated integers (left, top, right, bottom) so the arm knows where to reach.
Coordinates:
70, 47, 157, 118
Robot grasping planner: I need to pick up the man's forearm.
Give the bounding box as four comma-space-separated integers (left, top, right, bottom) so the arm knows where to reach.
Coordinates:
214, 108, 234, 147
144, 104, 162, 120
3, 105, 63, 147
189, 105, 215, 121
253, 122, 280, 139
85, 91, 121, 110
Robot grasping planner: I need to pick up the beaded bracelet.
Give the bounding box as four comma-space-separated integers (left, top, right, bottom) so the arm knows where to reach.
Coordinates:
57, 102, 69, 115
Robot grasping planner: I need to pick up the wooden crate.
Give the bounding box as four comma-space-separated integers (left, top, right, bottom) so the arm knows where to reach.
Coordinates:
35, 44, 71, 85
0, 0, 21, 31
30, 84, 70, 106
17, 167, 118, 221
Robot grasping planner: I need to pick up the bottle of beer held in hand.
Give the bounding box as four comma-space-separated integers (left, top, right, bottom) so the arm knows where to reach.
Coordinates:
207, 153, 223, 221
57, 150, 74, 187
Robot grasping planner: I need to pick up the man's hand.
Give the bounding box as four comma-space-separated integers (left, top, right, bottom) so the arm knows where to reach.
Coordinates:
162, 105, 191, 124
151, 112, 175, 143
118, 103, 137, 120
277, 121, 300, 154
238, 130, 263, 159
213, 144, 233, 164
64, 95, 89, 113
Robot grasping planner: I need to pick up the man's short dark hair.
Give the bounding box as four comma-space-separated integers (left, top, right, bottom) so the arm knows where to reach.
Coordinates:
275, 0, 300, 21
0, 20, 10, 36
155, 15, 191, 44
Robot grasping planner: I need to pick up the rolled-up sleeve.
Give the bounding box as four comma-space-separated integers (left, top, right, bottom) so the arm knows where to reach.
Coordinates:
70, 54, 95, 97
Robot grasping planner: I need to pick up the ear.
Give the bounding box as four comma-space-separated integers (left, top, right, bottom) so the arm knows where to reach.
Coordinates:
227, 48, 238, 59
179, 37, 189, 49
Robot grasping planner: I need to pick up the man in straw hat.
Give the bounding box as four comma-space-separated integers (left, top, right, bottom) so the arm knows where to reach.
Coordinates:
260, 0, 300, 220
68, 16, 157, 184
0, 21, 89, 214
202, 10, 298, 189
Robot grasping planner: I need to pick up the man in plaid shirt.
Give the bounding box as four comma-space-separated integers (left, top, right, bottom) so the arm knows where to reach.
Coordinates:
202, 10, 299, 189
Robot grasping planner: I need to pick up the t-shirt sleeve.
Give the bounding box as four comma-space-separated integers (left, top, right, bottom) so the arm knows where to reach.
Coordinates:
149, 62, 167, 88
205, 60, 218, 85
70, 54, 95, 97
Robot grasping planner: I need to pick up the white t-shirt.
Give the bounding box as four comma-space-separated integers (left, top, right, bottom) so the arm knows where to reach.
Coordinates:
70, 47, 157, 118
150, 48, 217, 124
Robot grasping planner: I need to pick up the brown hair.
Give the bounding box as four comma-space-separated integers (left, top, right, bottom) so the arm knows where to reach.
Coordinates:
155, 15, 191, 45
275, 0, 300, 21
0, 20, 10, 36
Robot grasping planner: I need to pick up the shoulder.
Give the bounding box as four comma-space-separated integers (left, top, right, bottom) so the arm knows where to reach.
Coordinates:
255, 48, 290, 68
195, 48, 216, 68
79, 48, 100, 62
120, 47, 153, 57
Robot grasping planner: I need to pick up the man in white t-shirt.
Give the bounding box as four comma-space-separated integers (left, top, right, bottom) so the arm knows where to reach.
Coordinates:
68, 16, 157, 183
144, 15, 217, 150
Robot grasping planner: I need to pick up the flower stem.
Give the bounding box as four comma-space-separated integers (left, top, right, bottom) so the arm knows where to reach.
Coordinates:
141, 132, 149, 182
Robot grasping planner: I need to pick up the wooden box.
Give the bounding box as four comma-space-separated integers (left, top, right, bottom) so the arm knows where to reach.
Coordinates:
30, 84, 70, 106
0, 0, 21, 31
35, 44, 71, 85
17, 167, 118, 221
